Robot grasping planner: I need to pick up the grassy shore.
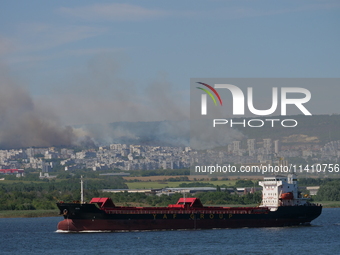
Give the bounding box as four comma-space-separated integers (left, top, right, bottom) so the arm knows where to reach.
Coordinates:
0, 209, 59, 218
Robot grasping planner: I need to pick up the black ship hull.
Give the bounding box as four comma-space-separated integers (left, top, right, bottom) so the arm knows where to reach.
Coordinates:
57, 202, 322, 232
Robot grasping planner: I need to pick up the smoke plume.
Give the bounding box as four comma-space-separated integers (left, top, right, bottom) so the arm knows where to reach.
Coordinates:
0, 64, 76, 148
0, 54, 243, 150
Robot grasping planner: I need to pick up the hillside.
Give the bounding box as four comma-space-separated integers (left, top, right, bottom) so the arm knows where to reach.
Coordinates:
233, 114, 340, 144
76, 115, 340, 147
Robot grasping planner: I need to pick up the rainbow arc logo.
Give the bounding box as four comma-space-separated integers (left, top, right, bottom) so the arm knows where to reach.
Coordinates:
196, 82, 223, 106
196, 82, 223, 115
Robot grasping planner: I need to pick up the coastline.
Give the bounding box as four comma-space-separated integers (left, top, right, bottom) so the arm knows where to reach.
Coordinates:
313, 201, 340, 208
0, 209, 59, 218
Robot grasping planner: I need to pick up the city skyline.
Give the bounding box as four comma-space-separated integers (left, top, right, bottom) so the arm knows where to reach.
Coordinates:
1, 134, 339, 175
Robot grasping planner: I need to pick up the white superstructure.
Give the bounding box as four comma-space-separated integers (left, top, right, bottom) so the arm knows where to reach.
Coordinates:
259, 174, 308, 211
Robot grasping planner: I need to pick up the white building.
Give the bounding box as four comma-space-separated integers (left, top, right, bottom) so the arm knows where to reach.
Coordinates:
263, 138, 272, 154
274, 140, 280, 154
247, 139, 256, 156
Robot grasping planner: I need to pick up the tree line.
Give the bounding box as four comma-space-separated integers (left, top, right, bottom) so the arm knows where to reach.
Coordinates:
0, 177, 127, 210
2, 174, 340, 211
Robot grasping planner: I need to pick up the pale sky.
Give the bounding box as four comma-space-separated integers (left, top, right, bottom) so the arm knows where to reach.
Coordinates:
1, 0, 339, 125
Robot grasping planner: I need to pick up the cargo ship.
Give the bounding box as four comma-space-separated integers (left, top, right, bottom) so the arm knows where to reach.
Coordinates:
56, 174, 322, 232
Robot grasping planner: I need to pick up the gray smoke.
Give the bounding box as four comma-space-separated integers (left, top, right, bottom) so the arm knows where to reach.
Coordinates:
0, 64, 76, 148
0, 54, 243, 149
190, 119, 244, 150
37, 54, 192, 147
76, 71, 191, 147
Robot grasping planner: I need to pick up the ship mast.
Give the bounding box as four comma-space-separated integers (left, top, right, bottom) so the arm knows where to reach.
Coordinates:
80, 175, 84, 204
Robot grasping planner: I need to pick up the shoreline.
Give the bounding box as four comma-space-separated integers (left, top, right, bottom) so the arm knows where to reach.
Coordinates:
0, 209, 59, 218
313, 201, 340, 208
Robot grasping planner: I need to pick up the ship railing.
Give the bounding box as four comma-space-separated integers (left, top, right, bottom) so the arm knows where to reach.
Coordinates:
104, 208, 257, 215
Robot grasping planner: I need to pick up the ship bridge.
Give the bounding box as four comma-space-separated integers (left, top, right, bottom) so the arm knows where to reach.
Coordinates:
259, 174, 307, 210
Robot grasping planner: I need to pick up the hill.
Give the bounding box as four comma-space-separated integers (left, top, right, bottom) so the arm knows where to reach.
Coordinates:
76, 114, 340, 147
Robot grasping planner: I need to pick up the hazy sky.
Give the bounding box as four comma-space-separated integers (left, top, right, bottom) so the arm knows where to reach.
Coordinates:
1, 0, 339, 126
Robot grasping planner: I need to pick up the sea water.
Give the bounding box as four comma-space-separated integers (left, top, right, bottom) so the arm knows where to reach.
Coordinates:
0, 208, 339, 255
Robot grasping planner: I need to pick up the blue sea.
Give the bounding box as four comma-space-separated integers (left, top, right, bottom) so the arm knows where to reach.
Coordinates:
0, 208, 339, 255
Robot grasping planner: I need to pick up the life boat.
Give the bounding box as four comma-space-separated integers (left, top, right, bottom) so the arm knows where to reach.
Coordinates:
280, 192, 294, 200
